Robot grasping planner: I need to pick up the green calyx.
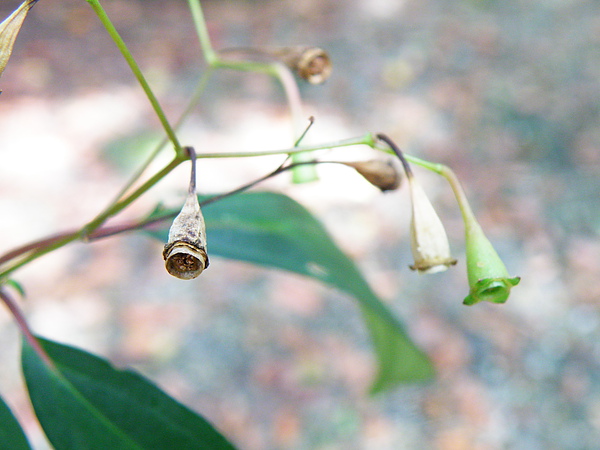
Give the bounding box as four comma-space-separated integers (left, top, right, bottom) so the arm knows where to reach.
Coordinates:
463, 276, 521, 306
463, 220, 520, 306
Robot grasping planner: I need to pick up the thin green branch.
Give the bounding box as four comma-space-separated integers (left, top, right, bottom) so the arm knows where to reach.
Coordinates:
0, 233, 80, 279
186, 0, 318, 180
85, 0, 182, 155
89, 159, 331, 240
85, 68, 215, 234
372, 138, 478, 226
0, 133, 376, 276
187, 0, 217, 65
82, 157, 184, 237
0, 158, 182, 278
195, 133, 375, 159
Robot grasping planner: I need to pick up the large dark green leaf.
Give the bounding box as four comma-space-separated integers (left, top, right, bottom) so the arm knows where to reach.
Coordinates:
22, 337, 236, 450
151, 191, 434, 391
0, 392, 31, 450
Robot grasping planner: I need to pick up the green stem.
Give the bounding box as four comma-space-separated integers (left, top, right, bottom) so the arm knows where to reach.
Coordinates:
85, 0, 182, 155
0, 133, 376, 275
371, 136, 477, 223
0, 158, 183, 278
187, 0, 217, 65
398, 154, 477, 224
436, 165, 478, 226
0, 233, 79, 280
380, 148, 476, 224
195, 133, 375, 159
82, 157, 183, 237
187, 0, 316, 180
85, 68, 215, 234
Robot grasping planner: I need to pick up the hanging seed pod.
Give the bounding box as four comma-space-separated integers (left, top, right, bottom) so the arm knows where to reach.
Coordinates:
273, 46, 332, 84
163, 147, 209, 280
343, 160, 402, 192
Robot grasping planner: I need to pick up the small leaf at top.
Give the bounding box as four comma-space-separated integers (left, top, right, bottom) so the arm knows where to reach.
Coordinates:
0, 0, 39, 79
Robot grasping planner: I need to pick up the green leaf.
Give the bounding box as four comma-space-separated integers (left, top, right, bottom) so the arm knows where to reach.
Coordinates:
150, 192, 434, 391
22, 336, 236, 450
0, 393, 31, 450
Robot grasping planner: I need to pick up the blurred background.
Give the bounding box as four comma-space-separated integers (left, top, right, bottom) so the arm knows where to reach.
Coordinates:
1, 0, 600, 448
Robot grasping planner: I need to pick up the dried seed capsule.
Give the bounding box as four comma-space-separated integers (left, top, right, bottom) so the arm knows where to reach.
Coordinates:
274, 47, 332, 84
163, 147, 209, 280
343, 160, 402, 192
163, 194, 209, 279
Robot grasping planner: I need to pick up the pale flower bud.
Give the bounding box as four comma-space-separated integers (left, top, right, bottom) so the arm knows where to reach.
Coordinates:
408, 176, 457, 273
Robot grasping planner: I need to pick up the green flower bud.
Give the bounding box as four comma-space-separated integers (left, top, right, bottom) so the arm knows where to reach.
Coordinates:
463, 220, 520, 305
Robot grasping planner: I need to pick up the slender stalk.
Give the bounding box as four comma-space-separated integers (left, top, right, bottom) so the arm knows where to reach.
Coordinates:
0, 287, 54, 368
0, 233, 80, 279
186, 147, 197, 193
0, 158, 182, 278
372, 136, 478, 226
85, 0, 182, 155
187, 0, 217, 65
294, 116, 315, 147
86, 69, 215, 233
437, 165, 477, 225
195, 133, 374, 159
82, 157, 183, 237
0, 230, 77, 266
89, 159, 329, 240
187, 0, 317, 180
0, 134, 376, 274
376, 133, 413, 178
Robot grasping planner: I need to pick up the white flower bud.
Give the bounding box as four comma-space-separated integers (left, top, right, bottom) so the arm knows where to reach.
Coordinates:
408, 176, 457, 273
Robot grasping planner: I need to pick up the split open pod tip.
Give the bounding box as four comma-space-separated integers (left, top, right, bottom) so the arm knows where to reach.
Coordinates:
163, 147, 209, 280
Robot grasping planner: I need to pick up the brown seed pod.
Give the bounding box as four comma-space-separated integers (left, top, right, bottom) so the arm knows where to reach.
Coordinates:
163, 147, 209, 280
163, 241, 208, 280
274, 47, 332, 84
343, 160, 402, 191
